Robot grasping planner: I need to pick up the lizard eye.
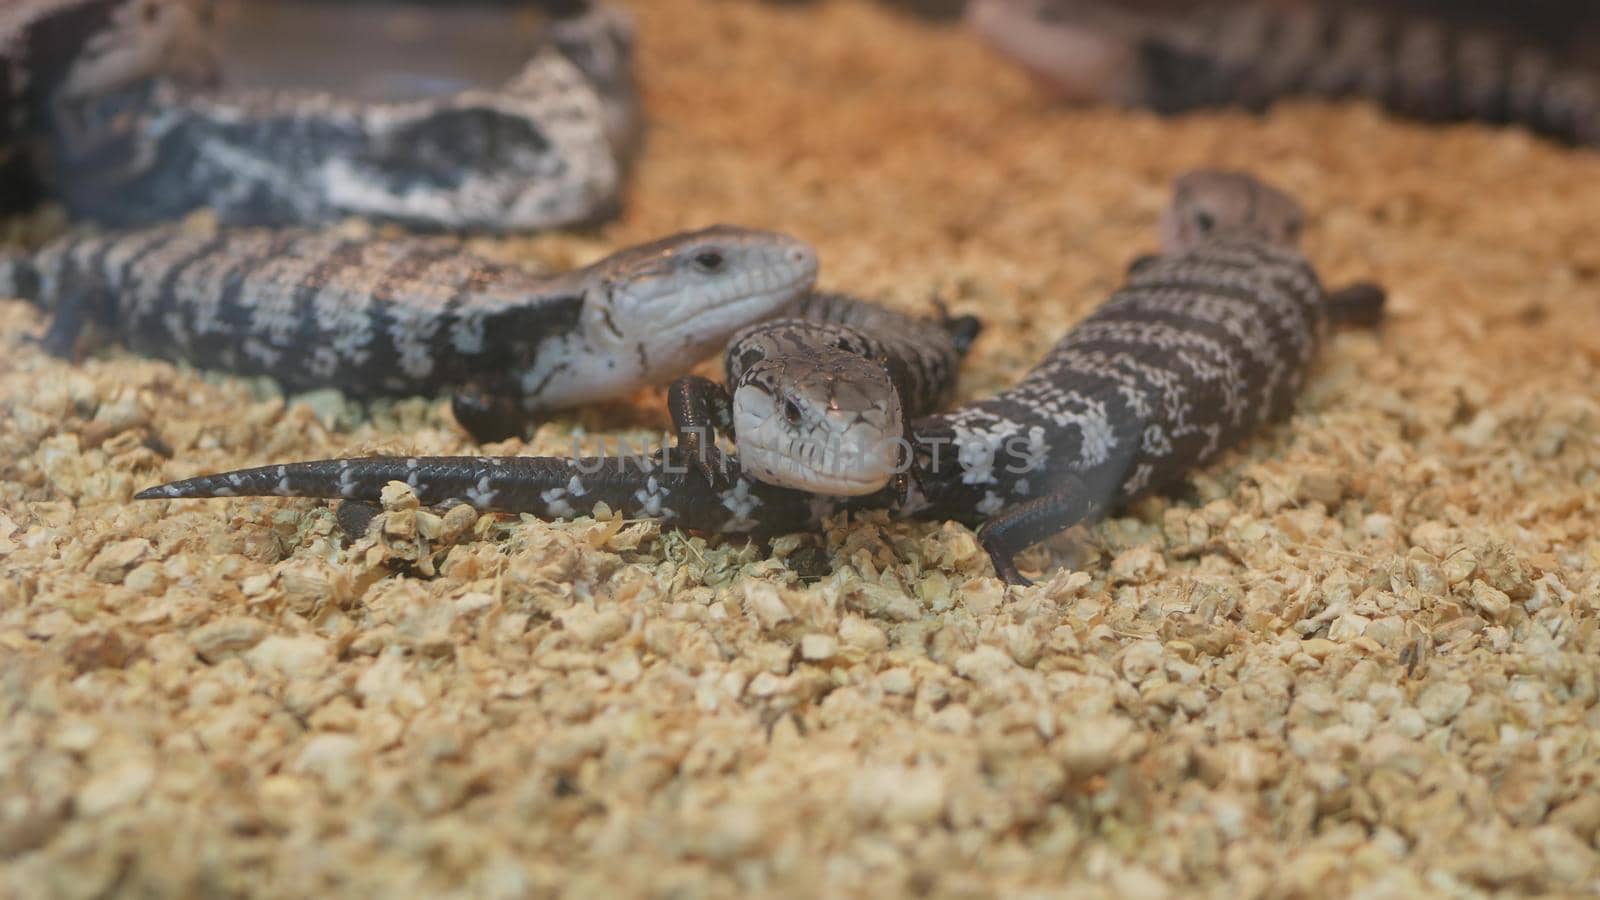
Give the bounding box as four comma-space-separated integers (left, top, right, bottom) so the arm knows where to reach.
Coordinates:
692, 250, 725, 273
782, 398, 803, 426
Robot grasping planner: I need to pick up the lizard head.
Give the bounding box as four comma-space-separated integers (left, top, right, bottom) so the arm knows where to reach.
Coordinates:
582, 225, 819, 382
58, 0, 220, 101
730, 349, 904, 497
1160, 170, 1306, 254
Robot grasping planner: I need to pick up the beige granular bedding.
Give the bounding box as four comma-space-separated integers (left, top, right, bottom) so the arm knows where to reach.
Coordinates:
4, 2, 1600, 896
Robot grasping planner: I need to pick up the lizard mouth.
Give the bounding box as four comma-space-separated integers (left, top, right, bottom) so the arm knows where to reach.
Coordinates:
657, 246, 819, 333
732, 411, 901, 496
738, 442, 898, 497
665, 283, 799, 332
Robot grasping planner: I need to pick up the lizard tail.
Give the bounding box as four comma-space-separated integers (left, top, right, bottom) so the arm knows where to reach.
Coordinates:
134, 454, 684, 522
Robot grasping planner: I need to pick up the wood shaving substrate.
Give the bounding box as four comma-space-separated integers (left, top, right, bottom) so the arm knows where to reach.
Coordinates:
4, 2, 1600, 897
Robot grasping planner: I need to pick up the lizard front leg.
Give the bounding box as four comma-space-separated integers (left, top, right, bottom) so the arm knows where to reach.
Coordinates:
450, 386, 536, 443
34, 270, 110, 359
1325, 281, 1387, 328
334, 500, 383, 539
975, 477, 1104, 586
888, 374, 929, 507
666, 374, 735, 491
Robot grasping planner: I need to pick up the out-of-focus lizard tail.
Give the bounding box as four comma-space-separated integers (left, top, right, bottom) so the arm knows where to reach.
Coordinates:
965, 0, 1144, 104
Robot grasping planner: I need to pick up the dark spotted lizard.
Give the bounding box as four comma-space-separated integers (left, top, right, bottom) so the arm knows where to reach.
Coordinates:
136, 171, 1385, 585
698, 171, 1375, 498
2, 224, 819, 441
967, 0, 1600, 148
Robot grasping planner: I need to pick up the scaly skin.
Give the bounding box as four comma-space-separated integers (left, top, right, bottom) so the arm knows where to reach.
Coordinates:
968, 0, 1600, 148
3, 225, 819, 440
136, 173, 1385, 585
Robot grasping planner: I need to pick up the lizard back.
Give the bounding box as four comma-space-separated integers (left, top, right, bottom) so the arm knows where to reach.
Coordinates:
728, 291, 975, 417
910, 235, 1327, 525
29, 226, 585, 397
1147, 1, 1600, 146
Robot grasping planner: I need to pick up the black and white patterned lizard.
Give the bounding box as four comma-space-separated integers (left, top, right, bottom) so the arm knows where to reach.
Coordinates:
2, 224, 819, 440
967, 0, 1600, 148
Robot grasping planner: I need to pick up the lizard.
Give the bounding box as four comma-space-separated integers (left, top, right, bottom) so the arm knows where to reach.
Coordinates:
18, 0, 638, 232
2, 224, 820, 442
966, 0, 1600, 149
134, 171, 1385, 585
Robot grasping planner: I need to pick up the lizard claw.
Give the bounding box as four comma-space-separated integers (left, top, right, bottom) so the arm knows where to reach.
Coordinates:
890, 464, 924, 507
890, 456, 931, 509
654, 443, 735, 493
890, 471, 911, 506
983, 540, 1034, 587
689, 445, 736, 493
667, 423, 737, 493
